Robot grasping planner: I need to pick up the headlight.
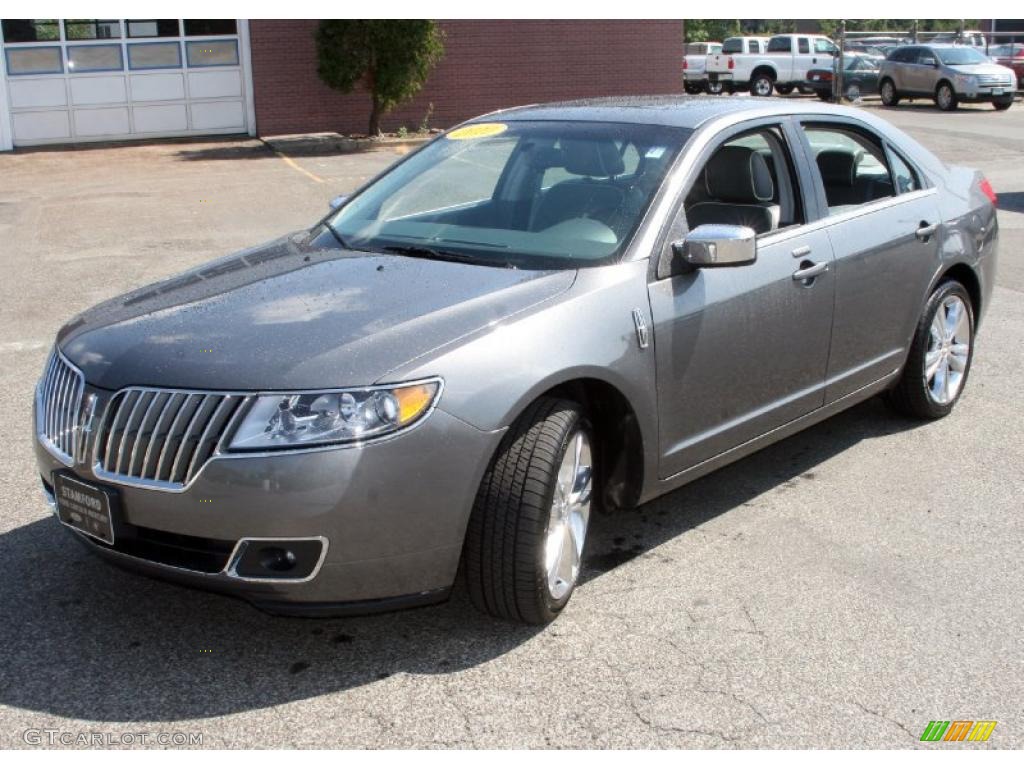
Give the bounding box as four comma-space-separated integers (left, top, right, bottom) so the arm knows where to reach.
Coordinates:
228, 379, 441, 450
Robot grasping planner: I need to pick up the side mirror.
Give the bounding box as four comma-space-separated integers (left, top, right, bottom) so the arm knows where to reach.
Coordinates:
671, 224, 757, 270
329, 194, 348, 210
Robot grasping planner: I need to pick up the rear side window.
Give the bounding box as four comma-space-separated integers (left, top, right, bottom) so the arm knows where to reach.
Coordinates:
768, 36, 792, 52
722, 38, 743, 54
801, 123, 904, 214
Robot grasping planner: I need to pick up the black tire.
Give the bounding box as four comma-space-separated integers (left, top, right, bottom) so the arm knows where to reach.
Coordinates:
887, 280, 975, 420
880, 78, 900, 107
817, 90, 833, 101
750, 71, 775, 97
706, 80, 724, 95
684, 81, 703, 95
993, 96, 1013, 111
844, 80, 863, 102
935, 81, 959, 111
463, 397, 594, 624
775, 84, 795, 95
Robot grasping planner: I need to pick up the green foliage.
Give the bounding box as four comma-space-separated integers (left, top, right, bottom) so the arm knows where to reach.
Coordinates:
316, 20, 445, 135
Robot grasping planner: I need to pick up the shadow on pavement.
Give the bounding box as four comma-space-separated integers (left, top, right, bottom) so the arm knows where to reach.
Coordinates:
0, 396, 918, 722
996, 191, 1024, 214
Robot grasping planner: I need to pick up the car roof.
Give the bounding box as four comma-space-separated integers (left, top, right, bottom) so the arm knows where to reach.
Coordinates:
467, 95, 871, 131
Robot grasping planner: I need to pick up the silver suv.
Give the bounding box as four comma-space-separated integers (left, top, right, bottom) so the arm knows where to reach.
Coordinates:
879, 45, 1017, 111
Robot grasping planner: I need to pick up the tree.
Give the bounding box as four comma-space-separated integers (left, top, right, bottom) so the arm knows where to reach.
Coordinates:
316, 20, 445, 136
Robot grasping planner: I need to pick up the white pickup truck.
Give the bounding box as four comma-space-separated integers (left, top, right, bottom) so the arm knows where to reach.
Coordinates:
683, 42, 722, 94
706, 33, 838, 96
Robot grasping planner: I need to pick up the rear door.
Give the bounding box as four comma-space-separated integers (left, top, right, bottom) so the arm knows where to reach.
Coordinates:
648, 119, 836, 478
795, 118, 942, 401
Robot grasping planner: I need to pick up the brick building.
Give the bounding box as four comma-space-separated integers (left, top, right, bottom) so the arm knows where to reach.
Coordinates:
0, 19, 683, 150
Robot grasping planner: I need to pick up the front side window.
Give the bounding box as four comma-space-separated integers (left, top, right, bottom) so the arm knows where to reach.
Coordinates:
328, 121, 690, 268
814, 38, 837, 54
767, 36, 792, 53
683, 125, 805, 236
801, 123, 900, 214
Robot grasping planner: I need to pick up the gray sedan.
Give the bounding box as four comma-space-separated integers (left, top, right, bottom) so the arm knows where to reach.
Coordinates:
879, 45, 1017, 110
34, 97, 999, 624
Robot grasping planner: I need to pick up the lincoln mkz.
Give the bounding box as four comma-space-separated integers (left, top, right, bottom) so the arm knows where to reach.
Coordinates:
34, 97, 999, 624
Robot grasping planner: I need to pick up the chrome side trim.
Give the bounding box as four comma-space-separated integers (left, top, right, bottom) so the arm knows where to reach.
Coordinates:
225, 536, 330, 584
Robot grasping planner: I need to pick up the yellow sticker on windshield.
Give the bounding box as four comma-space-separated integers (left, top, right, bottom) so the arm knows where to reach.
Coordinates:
447, 123, 508, 140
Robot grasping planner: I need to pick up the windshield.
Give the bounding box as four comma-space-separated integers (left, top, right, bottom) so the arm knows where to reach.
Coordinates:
328, 121, 690, 269
936, 47, 989, 65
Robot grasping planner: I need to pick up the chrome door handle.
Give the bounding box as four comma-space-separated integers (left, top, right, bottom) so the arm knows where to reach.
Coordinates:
916, 221, 939, 241
791, 245, 812, 258
792, 261, 829, 282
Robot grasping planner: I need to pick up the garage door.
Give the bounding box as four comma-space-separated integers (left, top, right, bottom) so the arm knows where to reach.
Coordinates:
0, 19, 253, 147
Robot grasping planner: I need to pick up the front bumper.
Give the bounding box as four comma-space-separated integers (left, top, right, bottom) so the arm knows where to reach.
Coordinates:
35, 391, 505, 615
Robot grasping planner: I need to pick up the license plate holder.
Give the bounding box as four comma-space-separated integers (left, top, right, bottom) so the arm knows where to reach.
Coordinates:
992, 88, 1005, 96
53, 473, 117, 545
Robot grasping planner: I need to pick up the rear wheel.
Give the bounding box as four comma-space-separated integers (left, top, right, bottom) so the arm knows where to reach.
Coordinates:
684, 81, 703, 95
887, 281, 975, 420
775, 84, 795, 95
936, 81, 959, 111
463, 397, 595, 624
706, 80, 724, 95
993, 96, 1013, 110
844, 80, 863, 102
817, 90, 833, 101
751, 72, 775, 96
880, 79, 900, 106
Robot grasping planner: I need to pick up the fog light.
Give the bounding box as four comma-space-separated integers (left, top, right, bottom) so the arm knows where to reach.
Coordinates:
259, 546, 297, 572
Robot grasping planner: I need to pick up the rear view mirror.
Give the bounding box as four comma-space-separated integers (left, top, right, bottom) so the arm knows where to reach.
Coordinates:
672, 224, 757, 269
329, 194, 348, 210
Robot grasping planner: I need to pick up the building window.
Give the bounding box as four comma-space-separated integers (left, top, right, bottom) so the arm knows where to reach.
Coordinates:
64, 20, 122, 40
128, 42, 181, 70
1, 19, 60, 42
183, 20, 237, 37
186, 39, 239, 67
67, 44, 123, 72
4, 46, 63, 75
127, 20, 180, 38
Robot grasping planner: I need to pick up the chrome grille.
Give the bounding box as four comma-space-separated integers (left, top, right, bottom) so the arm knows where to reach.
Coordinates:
93, 389, 248, 489
977, 74, 1012, 86
37, 350, 85, 465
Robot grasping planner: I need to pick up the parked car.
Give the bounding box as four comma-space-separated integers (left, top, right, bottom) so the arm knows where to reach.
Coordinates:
704, 36, 769, 93
806, 54, 882, 101
880, 44, 1017, 110
36, 98, 999, 624
988, 42, 1024, 88
928, 31, 988, 50
707, 33, 838, 96
684, 41, 722, 94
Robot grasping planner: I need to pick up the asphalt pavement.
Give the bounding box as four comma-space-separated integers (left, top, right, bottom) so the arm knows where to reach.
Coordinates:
0, 98, 1021, 748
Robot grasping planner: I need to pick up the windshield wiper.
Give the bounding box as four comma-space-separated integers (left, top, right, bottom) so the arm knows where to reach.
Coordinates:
322, 219, 353, 250
382, 244, 505, 267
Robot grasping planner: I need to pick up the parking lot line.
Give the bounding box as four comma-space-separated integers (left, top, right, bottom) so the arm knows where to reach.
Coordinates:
274, 150, 326, 185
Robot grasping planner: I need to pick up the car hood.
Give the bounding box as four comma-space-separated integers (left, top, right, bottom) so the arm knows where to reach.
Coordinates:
59, 231, 576, 391
947, 63, 1015, 77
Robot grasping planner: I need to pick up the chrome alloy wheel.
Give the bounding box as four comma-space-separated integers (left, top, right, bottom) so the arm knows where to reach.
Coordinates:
752, 76, 773, 96
937, 84, 955, 110
924, 295, 971, 405
544, 430, 593, 601
881, 81, 895, 103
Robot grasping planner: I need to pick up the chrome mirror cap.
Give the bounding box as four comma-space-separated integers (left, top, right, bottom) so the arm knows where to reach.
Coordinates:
675, 224, 757, 268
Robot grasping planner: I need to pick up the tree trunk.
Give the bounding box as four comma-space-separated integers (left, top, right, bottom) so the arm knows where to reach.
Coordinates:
368, 94, 382, 136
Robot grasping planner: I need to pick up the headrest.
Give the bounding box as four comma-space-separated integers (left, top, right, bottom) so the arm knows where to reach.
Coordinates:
561, 139, 625, 177
704, 146, 775, 203
816, 150, 861, 188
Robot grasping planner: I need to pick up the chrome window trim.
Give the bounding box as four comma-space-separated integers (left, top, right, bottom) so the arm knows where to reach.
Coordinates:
90, 376, 444, 493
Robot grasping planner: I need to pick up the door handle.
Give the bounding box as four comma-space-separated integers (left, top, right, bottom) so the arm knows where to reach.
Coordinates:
792, 261, 829, 282
916, 221, 939, 241
791, 245, 812, 258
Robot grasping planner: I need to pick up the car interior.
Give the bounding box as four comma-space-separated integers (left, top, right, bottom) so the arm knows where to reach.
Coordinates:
802, 126, 906, 213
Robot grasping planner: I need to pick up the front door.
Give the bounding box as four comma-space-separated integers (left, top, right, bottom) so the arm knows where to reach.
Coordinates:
649, 121, 836, 479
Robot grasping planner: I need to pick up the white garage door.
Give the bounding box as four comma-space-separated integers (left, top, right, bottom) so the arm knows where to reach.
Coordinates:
0, 19, 253, 147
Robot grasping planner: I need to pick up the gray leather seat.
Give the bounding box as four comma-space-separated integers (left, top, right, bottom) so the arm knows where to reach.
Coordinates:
531, 139, 626, 232
686, 146, 780, 235
816, 149, 863, 208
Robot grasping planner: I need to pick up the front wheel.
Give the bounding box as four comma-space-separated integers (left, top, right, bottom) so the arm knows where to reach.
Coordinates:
817, 90, 833, 101
463, 397, 595, 624
887, 280, 975, 420
750, 72, 775, 97
936, 82, 959, 111
993, 96, 1013, 111
880, 79, 900, 107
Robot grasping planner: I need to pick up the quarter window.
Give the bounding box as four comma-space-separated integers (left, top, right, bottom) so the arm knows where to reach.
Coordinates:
750, 41, 761, 53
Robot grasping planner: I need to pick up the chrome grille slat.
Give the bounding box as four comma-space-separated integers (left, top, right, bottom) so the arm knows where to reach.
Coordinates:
94, 388, 245, 490
36, 349, 85, 465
